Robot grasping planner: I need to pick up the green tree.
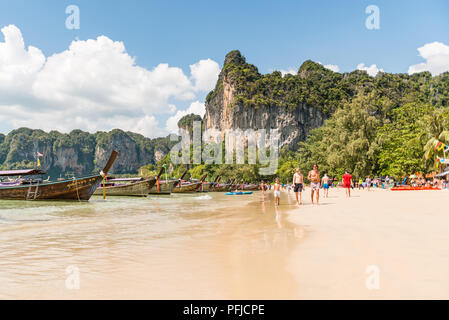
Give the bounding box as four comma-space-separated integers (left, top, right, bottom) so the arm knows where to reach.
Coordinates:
297, 94, 381, 180
376, 103, 430, 177
415, 108, 449, 170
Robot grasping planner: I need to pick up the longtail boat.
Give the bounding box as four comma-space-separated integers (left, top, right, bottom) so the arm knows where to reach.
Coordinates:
172, 173, 207, 193
198, 176, 220, 192
209, 177, 235, 192
0, 150, 118, 201
241, 183, 261, 191
230, 183, 261, 191
211, 182, 233, 192
93, 177, 157, 197
149, 169, 189, 195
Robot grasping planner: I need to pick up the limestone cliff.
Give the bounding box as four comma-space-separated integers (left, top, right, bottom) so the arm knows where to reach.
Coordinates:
203, 51, 331, 149
0, 128, 175, 177
204, 51, 449, 150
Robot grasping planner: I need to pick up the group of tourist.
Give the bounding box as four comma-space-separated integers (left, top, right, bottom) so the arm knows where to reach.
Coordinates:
269, 164, 355, 206
265, 166, 449, 206
409, 177, 446, 188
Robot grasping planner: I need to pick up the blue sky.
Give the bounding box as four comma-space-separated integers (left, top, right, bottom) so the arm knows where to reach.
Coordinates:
2, 0, 448, 73
0, 0, 448, 137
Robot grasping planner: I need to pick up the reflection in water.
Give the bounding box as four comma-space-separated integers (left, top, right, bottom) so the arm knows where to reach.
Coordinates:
0, 191, 303, 299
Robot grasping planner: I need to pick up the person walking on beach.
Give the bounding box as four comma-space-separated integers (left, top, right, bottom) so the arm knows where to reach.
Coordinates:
366, 176, 371, 191
273, 178, 281, 206
292, 168, 304, 205
260, 180, 266, 194
321, 173, 330, 198
308, 164, 320, 205
342, 170, 353, 198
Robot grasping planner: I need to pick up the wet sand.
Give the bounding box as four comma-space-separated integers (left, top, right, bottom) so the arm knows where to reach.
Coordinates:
285, 187, 449, 299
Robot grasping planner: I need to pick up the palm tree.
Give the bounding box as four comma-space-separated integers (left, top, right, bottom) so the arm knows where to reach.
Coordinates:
416, 109, 449, 171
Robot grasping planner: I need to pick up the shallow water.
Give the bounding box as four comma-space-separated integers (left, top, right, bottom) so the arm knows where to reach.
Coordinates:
0, 192, 301, 299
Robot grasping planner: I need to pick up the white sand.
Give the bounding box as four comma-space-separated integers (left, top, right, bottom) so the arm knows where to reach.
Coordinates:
285, 187, 449, 299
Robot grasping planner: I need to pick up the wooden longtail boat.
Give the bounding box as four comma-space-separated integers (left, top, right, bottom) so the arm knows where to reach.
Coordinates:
241, 183, 261, 191
209, 177, 235, 192
211, 183, 233, 192
149, 169, 189, 195
172, 173, 207, 193
198, 176, 220, 192
172, 181, 202, 193
0, 150, 118, 201
149, 179, 176, 195
93, 177, 157, 197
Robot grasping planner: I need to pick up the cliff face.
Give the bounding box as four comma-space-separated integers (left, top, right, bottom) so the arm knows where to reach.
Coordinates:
203, 51, 449, 149
203, 51, 327, 149
0, 128, 175, 177
204, 72, 324, 148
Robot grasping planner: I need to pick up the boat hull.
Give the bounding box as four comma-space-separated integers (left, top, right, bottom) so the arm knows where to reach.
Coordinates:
0, 176, 102, 201
148, 180, 177, 195
93, 178, 156, 197
241, 184, 261, 191
210, 184, 233, 192
172, 182, 202, 193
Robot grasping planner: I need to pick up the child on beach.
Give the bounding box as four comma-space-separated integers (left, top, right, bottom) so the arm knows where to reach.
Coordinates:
321, 173, 330, 198
273, 178, 281, 206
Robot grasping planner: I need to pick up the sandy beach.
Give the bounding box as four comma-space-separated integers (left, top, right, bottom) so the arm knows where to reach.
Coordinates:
285, 187, 449, 299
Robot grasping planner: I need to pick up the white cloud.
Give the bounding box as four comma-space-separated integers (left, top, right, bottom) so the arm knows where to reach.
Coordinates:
323, 64, 339, 72
190, 58, 220, 91
165, 101, 205, 134
279, 62, 340, 76
408, 41, 449, 76
357, 63, 383, 77
0, 25, 220, 138
279, 68, 297, 76
0, 25, 45, 100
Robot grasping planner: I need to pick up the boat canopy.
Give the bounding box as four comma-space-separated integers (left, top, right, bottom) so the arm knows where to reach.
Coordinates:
107, 177, 144, 182
0, 169, 47, 177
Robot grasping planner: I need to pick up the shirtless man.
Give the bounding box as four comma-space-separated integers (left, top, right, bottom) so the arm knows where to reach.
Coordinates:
292, 168, 304, 205
273, 178, 281, 206
321, 173, 330, 198
308, 164, 320, 205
